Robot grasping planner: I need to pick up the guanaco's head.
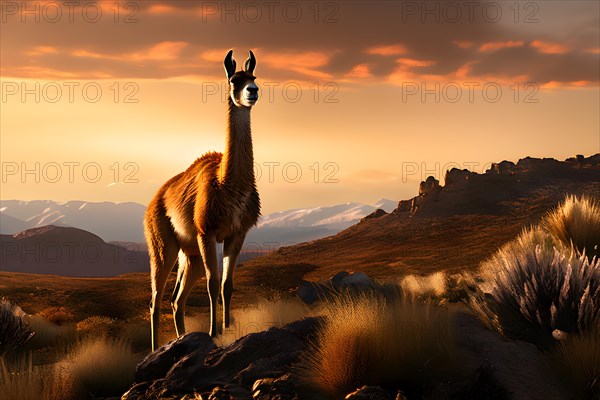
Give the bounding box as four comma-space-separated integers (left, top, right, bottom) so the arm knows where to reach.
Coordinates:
224, 50, 259, 108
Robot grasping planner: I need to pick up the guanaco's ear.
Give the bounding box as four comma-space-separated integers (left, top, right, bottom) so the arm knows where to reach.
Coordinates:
244, 50, 256, 74
224, 50, 236, 80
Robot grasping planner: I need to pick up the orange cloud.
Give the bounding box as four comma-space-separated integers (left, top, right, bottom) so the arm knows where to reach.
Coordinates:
366, 44, 407, 56
478, 41, 524, 52
200, 49, 232, 63
261, 51, 331, 79
396, 58, 435, 67
542, 80, 592, 89
530, 40, 568, 54
147, 4, 178, 14
72, 41, 188, 62
26, 46, 59, 56
345, 64, 371, 79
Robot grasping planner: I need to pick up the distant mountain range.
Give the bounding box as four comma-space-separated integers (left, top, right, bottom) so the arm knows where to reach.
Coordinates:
0, 199, 397, 249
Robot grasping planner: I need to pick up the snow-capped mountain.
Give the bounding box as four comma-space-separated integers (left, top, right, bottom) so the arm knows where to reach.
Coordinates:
0, 199, 397, 247
257, 199, 397, 230
0, 200, 146, 242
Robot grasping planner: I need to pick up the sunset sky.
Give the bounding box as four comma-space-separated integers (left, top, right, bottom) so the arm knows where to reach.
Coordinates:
1, 0, 599, 213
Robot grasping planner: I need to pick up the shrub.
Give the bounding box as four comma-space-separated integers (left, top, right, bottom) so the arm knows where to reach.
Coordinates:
542, 195, 600, 260
0, 299, 34, 356
301, 292, 466, 397
552, 329, 600, 399
39, 306, 74, 326
471, 228, 600, 347
76, 316, 119, 339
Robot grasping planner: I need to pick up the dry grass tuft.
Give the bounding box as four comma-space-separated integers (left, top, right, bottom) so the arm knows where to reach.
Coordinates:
471, 227, 600, 347
400, 272, 447, 299
302, 292, 466, 397
54, 337, 140, 398
552, 329, 600, 399
542, 195, 600, 260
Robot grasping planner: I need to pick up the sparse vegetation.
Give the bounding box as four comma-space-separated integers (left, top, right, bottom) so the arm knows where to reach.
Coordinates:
471, 227, 600, 347
0, 299, 34, 356
542, 195, 600, 260
302, 292, 467, 398
39, 306, 74, 326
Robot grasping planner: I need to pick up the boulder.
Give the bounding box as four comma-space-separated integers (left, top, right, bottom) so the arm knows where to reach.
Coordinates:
124, 317, 323, 400
134, 332, 217, 383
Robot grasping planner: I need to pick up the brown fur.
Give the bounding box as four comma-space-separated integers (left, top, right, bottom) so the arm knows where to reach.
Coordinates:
144, 54, 260, 350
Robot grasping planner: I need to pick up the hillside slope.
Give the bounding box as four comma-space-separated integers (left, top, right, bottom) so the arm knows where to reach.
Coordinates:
237, 155, 600, 291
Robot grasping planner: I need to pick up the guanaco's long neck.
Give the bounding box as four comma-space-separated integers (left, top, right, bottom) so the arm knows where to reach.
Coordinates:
219, 97, 255, 188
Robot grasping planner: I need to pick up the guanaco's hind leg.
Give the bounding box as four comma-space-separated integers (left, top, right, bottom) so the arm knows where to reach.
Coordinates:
147, 213, 180, 352
199, 234, 219, 337
171, 253, 202, 337
222, 232, 246, 329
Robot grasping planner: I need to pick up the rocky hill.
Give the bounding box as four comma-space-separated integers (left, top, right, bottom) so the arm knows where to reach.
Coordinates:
235, 154, 600, 292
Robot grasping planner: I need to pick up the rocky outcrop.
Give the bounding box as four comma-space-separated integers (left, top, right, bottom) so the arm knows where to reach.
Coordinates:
419, 176, 442, 195
123, 317, 323, 400
393, 154, 600, 217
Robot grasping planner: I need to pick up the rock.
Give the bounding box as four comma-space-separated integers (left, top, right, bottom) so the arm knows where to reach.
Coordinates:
444, 168, 472, 187
321, 271, 375, 291
125, 317, 323, 400
323, 271, 350, 289
134, 332, 217, 383
341, 272, 373, 287
551, 329, 568, 341
489, 160, 516, 175
395, 199, 412, 213
252, 374, 298, 399
361, 208, 387, 221
345, 385, 391, 400
419, 176, 441, 196
295, 280, 330, 305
